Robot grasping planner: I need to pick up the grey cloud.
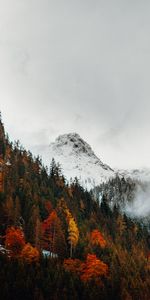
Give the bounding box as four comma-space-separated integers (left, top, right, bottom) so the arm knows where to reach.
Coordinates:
0, 0, 150, 168
125, 184, 150, 218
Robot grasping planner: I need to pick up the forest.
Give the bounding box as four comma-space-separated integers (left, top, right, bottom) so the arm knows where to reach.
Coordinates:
0, 116, 150, 300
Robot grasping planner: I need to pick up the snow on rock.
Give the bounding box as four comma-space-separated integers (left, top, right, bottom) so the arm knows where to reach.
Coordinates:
118, 168, 150, 183
48, 133, 116, 190
41, 132, 150, 190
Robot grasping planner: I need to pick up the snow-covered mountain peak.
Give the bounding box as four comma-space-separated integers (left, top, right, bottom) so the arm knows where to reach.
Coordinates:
42, 133, 150, 190
48, 133, 115, 190
56, 133, 94, 155
55, 133, 95, 157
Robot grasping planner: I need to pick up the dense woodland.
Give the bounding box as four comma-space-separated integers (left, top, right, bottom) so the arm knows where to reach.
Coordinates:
0, 116, 150, 300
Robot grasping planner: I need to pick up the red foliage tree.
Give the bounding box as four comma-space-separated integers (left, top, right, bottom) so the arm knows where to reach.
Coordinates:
90, 229, 106, 248
64, 254, 108, 285
5, 226, 25, 257
81, 254, 108, 283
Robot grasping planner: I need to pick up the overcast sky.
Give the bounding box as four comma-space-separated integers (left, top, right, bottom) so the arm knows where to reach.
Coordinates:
0, 0, 150, 169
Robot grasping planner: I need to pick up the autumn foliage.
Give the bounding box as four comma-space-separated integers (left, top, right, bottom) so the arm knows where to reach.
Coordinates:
0, 116, 150, 299
42, 210, 58, 233
81, 254, 108, 283
90, 229, 106, 248
63, 258, 84, 276
21, 243, 40, 263
68, 218, 79, 256
64, 254, 108, 285
63, 206, 79, 257
5, 226, 25, 257
42, 210, 66, 256
5, 227, 40, 262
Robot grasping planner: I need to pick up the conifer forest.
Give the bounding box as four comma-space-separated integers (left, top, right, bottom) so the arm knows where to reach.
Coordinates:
0, 115, 150, 300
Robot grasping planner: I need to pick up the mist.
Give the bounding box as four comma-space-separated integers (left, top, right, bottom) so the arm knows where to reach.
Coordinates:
125, 183, 150, 218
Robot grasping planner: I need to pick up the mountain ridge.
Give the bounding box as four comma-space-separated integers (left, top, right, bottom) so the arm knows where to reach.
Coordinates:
46, 132, 150, 189
47, 132, 116, 190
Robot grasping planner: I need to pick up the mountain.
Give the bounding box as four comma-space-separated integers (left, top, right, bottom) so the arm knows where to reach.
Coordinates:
0, 117, 150, 300
118, 168, 150, 182
45, 133, 150, 190
47, 133, 116, 189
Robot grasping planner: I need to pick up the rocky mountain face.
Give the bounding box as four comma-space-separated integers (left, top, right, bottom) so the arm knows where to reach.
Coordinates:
46, 132, 150, 190
47, 133, 116, 190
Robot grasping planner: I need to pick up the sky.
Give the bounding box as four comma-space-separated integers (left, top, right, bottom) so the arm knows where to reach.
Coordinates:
0, 0, 150, 169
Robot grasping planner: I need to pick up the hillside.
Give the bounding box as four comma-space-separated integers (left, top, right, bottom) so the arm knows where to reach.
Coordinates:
0, 117, 150, 300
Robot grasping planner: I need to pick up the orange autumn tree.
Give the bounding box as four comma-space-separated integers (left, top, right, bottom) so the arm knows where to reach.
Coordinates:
64, 254, 108, 285
42, 210, 66, 257
81, 254, 108, 283
21, 243, 40, 263
5, 226, 25, 257
42, 210, 59, 251
90, 229, 106, 249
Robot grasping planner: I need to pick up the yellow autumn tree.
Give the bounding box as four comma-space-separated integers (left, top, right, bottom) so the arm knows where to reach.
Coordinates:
68, 217, 79, 257
64, 207, 72, 223
56, 199, 79, 257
